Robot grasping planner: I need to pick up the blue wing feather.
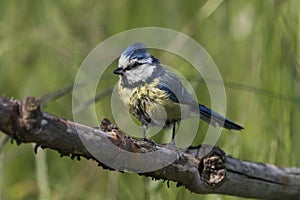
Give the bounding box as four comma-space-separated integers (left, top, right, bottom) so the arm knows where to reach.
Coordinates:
199, 104, 243, 130
157, 84, 179, 103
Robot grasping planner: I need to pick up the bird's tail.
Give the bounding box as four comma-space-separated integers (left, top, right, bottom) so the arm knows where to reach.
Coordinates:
199, 104, 243, 130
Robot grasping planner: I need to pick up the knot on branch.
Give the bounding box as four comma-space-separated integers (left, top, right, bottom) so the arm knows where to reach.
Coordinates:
18, 97, 43, 134
100, 118, 118, 132
99, 118, 157, 153
197, 145, 226, 188
0, 97, 18, 134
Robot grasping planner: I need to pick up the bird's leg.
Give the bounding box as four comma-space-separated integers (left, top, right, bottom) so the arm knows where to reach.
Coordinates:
171, 123, 176, 145
142, 124, 147, 141
141, 125, 156, 145
169, 123, 182, 160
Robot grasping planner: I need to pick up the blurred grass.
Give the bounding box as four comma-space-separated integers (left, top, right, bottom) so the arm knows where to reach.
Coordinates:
0, 0, 299, 199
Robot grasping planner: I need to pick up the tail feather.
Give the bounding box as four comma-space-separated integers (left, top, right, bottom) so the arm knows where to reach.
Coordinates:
199, 104, 243, 130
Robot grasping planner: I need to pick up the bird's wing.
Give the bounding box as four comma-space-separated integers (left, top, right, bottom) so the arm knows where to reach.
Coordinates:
158, 69, 197, 105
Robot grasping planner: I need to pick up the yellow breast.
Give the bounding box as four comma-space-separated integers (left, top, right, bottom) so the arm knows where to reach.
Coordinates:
118, 80, 190, 127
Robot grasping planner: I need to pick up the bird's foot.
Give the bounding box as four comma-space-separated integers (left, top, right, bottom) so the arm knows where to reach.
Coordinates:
142, 137, 156, 145
165, 140, 182, 161
170, 138, 175, 146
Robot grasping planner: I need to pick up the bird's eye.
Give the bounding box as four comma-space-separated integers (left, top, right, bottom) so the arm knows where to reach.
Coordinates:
125, 61, 139, 70
131, 62, 139, 68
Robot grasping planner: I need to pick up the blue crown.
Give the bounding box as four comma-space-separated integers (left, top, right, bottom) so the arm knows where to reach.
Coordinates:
122, 43, 160, 64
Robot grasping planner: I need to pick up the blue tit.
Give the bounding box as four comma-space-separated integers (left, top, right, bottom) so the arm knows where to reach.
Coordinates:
113, 43, 243, 143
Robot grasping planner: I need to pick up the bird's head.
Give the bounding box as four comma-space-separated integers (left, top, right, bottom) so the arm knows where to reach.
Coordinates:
113, 43, 161, 87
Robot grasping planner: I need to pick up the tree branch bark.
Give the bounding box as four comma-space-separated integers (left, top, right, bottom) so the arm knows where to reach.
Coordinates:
0, 96, 299, 199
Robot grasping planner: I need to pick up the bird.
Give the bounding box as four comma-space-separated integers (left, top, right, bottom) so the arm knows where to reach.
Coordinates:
113, 43, 243, 144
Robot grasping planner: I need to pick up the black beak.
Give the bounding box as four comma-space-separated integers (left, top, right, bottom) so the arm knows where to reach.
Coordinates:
113, 68, 124, 75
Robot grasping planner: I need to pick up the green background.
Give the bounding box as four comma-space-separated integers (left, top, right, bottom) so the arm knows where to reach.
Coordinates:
0, 0, 299, 199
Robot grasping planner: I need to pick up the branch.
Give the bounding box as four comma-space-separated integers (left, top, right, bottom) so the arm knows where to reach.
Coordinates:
0, 96, 299, 199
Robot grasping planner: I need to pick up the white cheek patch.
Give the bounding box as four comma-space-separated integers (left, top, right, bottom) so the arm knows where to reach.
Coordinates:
118, 55, 129, 69
126, 64, 156, 84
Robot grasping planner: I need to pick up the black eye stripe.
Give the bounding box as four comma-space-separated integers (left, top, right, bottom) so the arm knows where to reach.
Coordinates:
125, 61, 141, 70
